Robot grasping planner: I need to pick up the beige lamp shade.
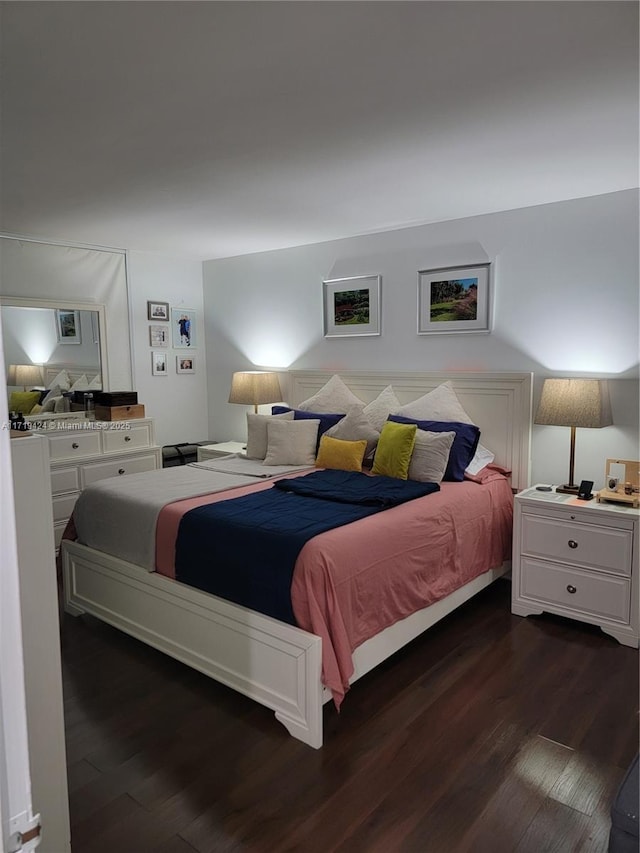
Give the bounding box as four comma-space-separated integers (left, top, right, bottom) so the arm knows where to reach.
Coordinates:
7, 363, 44, 390
535, 378, 613, 493
228, 371, 282, 413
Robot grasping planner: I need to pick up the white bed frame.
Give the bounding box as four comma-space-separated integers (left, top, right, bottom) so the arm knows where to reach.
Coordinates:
63, 371, 532, 748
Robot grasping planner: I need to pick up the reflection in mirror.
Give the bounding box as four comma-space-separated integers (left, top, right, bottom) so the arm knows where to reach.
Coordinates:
2, 306, 101, 383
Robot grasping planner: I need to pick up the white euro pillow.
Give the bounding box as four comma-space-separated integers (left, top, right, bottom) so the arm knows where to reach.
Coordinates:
324, 404, 380, 456
395, 381, 475, 424
363, 384, 401, 432
263, 419, 320, 466
245, 411, 294, 460
297, 374, 362, 414
47, 369, 71, 391
69, 373, 90, 391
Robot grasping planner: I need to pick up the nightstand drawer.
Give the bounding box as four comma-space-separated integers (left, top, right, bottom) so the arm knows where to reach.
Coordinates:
520, 557, 631, 624
102, 422, 152, 454
81, 453, 159, 487
522, 514, 633, 576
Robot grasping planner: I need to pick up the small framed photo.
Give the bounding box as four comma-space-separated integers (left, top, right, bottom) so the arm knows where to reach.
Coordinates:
171, 308, 196, 348
151, 351, 168, 376
323, 274, 381, 338
56, 309, 81, 344
149, 324, 169, 347
176, 355, 195, 374
147, 300, 170, 321
418, 263, 491, 334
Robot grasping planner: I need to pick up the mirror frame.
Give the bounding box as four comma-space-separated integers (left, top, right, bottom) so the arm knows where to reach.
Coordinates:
1, 296, 109, 389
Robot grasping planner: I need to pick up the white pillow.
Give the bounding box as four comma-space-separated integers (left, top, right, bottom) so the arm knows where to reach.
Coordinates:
408, 430, 456, 483
395, 381, 475, 424
54, 395, 70, 413
465, 443, 495, 476
69, 373, 90, 391
325, 404, 379, 456
88, 373, 102, 390
297, 374, 362, 414
47, 369, 71, 391
41, 396, 58, 413
363, 384, 401, 432
246, 411, 294, 460
41, 384, 62, 406
263, 419, 320, 466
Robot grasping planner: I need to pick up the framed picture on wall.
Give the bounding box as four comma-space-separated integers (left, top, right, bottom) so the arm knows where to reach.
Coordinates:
149, 324, 169, 347
417, 263, 491, 334
151, 351, 168, 376
56, 309, 81, 344
171, 308, 196, 348
147, 300, 170, 321
322, 274, 381, 338
176, 355, 195, 374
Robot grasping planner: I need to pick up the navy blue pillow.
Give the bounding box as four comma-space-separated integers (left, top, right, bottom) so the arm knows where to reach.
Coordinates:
271, 406, 346, 449
388, 415, 480, 481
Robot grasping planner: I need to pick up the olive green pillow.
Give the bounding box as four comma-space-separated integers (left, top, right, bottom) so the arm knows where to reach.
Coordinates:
9, 390, 41, 415
371, 421, 417, 479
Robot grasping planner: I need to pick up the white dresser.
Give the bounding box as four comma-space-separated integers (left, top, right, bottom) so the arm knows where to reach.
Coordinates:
31, 417, 162, 547
511, 486, 639, 648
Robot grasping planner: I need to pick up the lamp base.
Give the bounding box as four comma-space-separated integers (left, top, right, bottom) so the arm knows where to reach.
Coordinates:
556, 483, 579, 495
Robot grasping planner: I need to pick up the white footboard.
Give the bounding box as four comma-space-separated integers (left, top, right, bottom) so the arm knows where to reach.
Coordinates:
62, 541, 324, 748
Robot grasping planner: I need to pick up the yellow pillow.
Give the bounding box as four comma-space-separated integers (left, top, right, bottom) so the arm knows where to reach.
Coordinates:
372, 421, 417, 479
9, 390, 41, 415
315, 435, 367, 472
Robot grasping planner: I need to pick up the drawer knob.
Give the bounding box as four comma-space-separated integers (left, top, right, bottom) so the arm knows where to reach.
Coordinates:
118, 468, 125, 475
72, 442, 79, 449
124, 435, 131, 442
566, 584, 577, 594
568, 539, 578, 549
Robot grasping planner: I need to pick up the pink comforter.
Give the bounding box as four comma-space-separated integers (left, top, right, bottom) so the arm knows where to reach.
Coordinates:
156, 475, 513, 707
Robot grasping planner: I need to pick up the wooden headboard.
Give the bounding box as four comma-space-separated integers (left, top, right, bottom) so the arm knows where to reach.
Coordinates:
288, 370, 533, 491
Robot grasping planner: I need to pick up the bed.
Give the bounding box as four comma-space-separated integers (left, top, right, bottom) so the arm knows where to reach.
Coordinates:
62, 370, 532, 748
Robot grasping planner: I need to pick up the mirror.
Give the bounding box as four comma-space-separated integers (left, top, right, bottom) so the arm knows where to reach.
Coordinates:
1, 298, 106, 390
0, 236, 133, 390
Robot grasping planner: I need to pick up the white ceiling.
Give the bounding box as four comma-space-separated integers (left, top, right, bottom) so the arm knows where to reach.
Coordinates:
1, 2, 637, 260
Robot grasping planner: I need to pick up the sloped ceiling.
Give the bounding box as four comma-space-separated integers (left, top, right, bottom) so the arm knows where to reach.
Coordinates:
1, 1, 637, 259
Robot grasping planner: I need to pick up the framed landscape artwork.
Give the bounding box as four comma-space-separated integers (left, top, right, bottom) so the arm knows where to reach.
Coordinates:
56, 309, 81, 344
323, 274, 381, 338
417, 263, 491, 334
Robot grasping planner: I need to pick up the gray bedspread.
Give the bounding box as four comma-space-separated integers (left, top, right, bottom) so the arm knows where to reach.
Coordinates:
73, 458, 311, 570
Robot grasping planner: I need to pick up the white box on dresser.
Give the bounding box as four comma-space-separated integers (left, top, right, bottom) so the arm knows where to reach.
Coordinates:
511, 486, 639, 648
31, 417, 161, 548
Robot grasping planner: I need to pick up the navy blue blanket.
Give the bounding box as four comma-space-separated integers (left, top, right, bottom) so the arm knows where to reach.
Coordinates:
175, 470, 439, 624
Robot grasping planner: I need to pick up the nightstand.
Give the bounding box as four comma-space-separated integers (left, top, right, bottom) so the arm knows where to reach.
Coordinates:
197, 441, 246, 461
511, 486, 639, 647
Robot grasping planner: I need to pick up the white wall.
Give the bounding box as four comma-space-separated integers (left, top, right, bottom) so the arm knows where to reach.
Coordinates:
203, 190, 639, 489
127, 251, 209, 448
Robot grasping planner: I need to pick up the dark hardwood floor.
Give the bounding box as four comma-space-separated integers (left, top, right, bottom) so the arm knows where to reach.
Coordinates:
60, 580, 639, 853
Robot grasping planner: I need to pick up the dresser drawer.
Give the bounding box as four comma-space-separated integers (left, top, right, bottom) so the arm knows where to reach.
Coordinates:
520, 557, 631, 624
102, 421, 152, 454
48, 430, 102, 460
51, 465, 80, 495
521, 513, 633, 576
52, 491, 79, 523
80, 452, 158, 487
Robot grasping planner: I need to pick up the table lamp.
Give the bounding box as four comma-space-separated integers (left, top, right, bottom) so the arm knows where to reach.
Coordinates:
534, 378, 612, 494
7, 363, 44, 391
228, 371, 282, 414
